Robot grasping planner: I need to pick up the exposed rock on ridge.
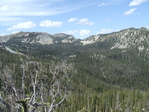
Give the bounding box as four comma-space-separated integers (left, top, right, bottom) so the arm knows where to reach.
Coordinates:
0, 27, 149, 52
0, 32, 76, 45
81, 27, 149, 51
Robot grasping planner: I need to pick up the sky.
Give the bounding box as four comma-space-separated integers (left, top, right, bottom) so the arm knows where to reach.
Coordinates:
0, 0, 149, 39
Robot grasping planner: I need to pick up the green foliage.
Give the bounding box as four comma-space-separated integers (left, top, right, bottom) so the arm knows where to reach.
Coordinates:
1, 41, 149, 111
57, 89, 149, 112
0, 48, 21, 64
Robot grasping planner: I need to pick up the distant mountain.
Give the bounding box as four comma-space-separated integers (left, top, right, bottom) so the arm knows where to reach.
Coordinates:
0, 32, 76, 44
0, 27, 149, 58
81, 27, 149, 51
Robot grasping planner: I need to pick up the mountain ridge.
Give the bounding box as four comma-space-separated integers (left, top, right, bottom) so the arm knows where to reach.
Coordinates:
0, 27, 149, 56
0, 31, 76, 45
81, 27, 149, 51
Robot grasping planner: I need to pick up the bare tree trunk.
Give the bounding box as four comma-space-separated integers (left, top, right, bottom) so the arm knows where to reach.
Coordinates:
0, 60, 73, 112
21, 64, 25, 99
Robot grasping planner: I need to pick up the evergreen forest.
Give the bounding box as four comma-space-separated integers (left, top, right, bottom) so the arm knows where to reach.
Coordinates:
0, 43, 149, 112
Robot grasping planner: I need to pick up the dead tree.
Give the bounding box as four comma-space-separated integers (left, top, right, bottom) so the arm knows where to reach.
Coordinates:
0, 60, 73, 112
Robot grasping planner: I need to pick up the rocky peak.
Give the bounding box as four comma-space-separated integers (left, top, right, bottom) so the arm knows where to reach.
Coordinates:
54, 33, 69, 38
53, 33, 76, 40
81, 27, 149, 51
140, 27, 148, 31
0, 32, 77, 45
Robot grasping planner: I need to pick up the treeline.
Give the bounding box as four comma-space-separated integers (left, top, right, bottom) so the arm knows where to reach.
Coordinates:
58, 89, 149, 112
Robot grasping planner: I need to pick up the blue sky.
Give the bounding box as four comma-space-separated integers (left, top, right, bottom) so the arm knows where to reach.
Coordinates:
0, 0, 149, 39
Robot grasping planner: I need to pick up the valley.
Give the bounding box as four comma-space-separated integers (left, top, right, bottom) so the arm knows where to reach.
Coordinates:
0, 27, 149, 112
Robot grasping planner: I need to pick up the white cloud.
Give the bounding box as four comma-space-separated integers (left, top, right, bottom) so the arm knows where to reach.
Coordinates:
0, 5, 10, 11
129, 0, 148, 6
0, 17, 19, 21
98, 29, 113, 34
77, 19, 94, 25
40, 20, 63, 27
0, 0, 75, 17
80, 30, 90, 36
65, 30, 78, 35
68, 18, 78, 22
98, 3, 109, 6
7, 21, 36, 31
123, 8, 137, 15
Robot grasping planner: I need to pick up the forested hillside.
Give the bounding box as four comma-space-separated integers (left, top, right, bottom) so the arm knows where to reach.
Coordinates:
0, 47, 149, 112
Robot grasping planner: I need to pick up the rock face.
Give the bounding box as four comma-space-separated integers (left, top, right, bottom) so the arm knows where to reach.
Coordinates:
81, 27, 149, 51
0, 32, 76, 45
0, 35, 13, 43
